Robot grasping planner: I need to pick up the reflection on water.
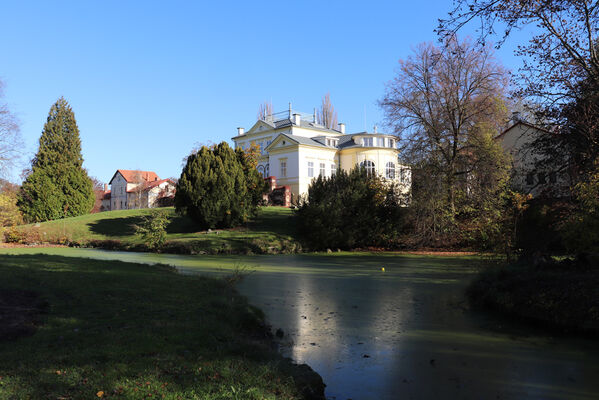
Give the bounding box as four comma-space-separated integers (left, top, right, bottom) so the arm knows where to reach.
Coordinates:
234, 257, 599, 400
2, 248, 599, 399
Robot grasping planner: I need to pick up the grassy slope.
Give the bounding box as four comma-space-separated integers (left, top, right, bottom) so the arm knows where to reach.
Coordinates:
0, 254, 320, 399
16, 207, 300, 253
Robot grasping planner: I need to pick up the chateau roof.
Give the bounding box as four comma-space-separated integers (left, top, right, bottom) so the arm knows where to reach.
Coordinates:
109, 170, 159, 184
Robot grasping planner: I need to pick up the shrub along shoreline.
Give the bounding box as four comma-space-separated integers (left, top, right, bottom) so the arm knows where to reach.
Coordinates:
0, 254, 325, 399
467, 254, 599, 335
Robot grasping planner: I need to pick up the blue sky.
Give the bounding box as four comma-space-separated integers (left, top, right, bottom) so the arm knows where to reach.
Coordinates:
0, 0, 527, 184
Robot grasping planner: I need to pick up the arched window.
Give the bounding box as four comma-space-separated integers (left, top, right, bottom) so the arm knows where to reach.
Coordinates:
265, 163, 269, 177
257, 165, 265, 177
385, 162, 395, 179
360, 160, 376, 176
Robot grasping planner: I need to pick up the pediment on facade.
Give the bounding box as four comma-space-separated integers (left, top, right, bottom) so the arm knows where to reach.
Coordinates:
265, 134, 299, 151
246, 120, 275, 135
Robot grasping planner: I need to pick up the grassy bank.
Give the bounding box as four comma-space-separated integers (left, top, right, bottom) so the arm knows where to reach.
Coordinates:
467, 258, 599, 334
7, 206, 301, 254
0, 254, 324, 399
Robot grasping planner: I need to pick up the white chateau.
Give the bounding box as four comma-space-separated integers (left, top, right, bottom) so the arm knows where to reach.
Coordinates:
232, 106, 411, 200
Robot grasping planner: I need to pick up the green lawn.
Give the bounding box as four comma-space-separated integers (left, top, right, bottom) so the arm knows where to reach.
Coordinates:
0, 254, 322, 399
13, 207, 301, 254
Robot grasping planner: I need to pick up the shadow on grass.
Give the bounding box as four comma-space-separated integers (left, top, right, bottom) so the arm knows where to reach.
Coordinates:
0, 254, 321, 399
247, 208, 299, 237
87, 216, 145, 237
165, 214, 199, 234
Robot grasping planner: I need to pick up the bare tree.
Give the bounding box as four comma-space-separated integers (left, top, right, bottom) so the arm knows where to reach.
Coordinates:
0, 79, 23, 177
380, 38, 510, 215
129, 170, 149, 209
439, 1, 599, 182
438, 0, 599, 106
257, 101, 273, 121
89, 175, 106, 213
317, 93, 338, 129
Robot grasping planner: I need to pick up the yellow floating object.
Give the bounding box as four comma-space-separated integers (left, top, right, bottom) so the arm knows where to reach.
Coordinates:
381, 267, 385, 272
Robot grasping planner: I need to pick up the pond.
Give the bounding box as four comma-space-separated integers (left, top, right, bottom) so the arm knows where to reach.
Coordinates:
2, 247, 599, 400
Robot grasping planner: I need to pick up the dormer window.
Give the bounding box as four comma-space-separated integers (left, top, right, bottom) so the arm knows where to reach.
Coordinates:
377, 137, 384, 147
388, 138, 395, 148
363, 137, 373, 147
326, 138, 338, 147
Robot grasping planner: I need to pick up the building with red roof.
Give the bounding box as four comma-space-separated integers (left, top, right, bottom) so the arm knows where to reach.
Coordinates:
102, 170, 176, 210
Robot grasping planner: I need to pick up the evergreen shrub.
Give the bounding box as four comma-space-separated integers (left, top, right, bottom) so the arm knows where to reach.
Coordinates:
297, 168, 406, 250
175, 142, 264, 229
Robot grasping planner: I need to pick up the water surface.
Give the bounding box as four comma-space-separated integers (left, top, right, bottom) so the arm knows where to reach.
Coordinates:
2, 248, 598, 399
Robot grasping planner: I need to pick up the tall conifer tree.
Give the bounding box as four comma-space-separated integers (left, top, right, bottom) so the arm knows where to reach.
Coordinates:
18, 97, 94, 222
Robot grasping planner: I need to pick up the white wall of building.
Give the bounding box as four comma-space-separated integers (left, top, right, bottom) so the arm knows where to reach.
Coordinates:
110, 173, 128, 210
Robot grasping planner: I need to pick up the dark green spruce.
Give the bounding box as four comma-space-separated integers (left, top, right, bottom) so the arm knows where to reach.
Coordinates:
175, 142, 262, 229
18, 97, 94, 222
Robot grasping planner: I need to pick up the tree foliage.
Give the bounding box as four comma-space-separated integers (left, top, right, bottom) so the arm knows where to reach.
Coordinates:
17, 97, 94, 222
563, 168, 599, 253
380, 38, 512, 246
297, 168, 406, 250
236, 143, 268, 207
175, 142, 263, 230
135, 209, 169, 250
439, 1, 599, 184
0, 180, 22, 226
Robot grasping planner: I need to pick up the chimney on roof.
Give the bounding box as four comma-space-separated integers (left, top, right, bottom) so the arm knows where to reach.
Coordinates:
237, 127, 245, 136
338, 122, 346, 134
104, 184, 108, 192
293, 113, 301, 126
512, 111, 521, 123
313, 108, 317, 123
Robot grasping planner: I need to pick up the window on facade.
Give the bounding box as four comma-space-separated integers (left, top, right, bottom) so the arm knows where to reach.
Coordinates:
549, 171, 557, 183
331, 163, 337, 176
280, 160, 287, 177
385, 162, 395, 179
388, 138, 395, 148
120, 201, 123, 209
400, 169, 407, 183
526, 172, 535, 185
363, 137, 373, 147
257, 165, 265, 177
265, 163, 269, 177
319, 163, 325, 176
377, 137, 384, 147
360, 160, 376, 176
308, 161, 314, 177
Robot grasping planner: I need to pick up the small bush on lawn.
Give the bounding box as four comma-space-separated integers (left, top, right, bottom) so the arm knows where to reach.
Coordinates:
135, 209, 169, 250
297, 167, 407, 250
3, 226, 42, 244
